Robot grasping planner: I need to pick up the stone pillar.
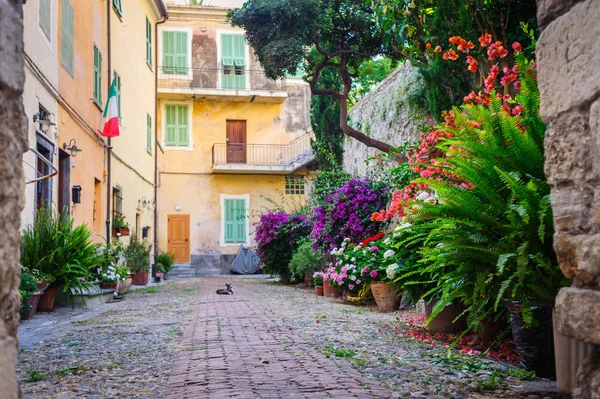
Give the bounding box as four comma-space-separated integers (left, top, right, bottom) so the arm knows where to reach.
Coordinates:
0, 0, 27, 397
536, 0, 600, 397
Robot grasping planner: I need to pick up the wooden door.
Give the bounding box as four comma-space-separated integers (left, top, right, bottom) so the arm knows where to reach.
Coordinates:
58, 149, 70, 214
226, 120, 246, 163
167, 214, 190, 263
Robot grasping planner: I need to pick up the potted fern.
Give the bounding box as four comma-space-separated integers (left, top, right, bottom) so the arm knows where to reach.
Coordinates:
156, 251, 175, 280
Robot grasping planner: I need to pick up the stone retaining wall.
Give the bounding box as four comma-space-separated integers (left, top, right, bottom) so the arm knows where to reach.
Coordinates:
0, 1, 28, 397
536, 0, 600, 396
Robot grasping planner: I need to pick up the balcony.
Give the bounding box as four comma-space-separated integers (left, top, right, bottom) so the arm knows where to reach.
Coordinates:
157, 67, 289, 103
212, 133, 315, 174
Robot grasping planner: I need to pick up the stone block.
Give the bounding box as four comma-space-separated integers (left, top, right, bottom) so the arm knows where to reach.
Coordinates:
544, 110, 593, 185
554, 233, 600, 285
573, 346, 600, 399
537, 0, 600, 121
0, 0, 24, 91
0, 337, 18, 399
555, 288, 600, 344
536, 0, 587, 30
550, 187, 591, 234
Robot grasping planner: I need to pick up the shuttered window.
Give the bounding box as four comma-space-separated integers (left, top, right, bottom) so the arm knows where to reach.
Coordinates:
224, 199, 246, 243
93, 44, 102, 107
39, 0, 51, 41
113, 71, 121, 122
164, 104, 189, 146
61, 0, 74, 76
146, 17, 152, 69
146, 113, 152, 153
162, 31, 188, 75
221, 34, 246, 90
113, 0, 122, 17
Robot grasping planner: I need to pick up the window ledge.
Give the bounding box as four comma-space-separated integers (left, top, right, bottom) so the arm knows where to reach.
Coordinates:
93, 99, 103, 112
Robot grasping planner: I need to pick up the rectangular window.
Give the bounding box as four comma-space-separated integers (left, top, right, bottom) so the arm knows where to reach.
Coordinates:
221, 34, 246, 89
146, 17, 152, 69
112, 0, 122, 17
224, 198, 246, 243
61, 0, 74, 76
162, 31, 188, 75
112, 187, 123, 220
93, 44, 102, 107
146, 113, 152, 153
164, 104, 189, 146
39, 0, 51, 42
285, 175, 305, 195
113, 71, 121, 121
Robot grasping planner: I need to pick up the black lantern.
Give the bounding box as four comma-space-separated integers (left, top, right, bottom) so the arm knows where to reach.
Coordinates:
72, 185, 82, 203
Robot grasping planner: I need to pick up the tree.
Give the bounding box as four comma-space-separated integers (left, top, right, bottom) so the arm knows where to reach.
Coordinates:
229, 0, 396, 153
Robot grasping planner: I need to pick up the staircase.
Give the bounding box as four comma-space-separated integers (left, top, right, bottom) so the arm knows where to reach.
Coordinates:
169, 263, 196, 278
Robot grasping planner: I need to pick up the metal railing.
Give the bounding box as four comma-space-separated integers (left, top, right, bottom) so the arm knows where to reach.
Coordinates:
157, 66, 288, 92
212, 132, 314, 167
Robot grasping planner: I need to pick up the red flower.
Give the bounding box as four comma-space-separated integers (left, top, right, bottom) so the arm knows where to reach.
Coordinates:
434, 45, 442, 53
512, 41, 522, 53
511, 104, 524, 116
425, 43, 431, 50
442, 49, 459, 61
513, 81, 522, 90
478, 33, 492, 47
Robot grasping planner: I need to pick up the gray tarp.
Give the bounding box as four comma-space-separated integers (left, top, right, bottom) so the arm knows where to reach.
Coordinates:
230, 245, 262, 274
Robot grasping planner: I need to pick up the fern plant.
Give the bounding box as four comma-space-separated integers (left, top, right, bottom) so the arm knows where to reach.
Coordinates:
405, 54, 568, 328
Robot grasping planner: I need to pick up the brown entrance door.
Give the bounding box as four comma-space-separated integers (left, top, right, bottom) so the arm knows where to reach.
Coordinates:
167, 214, 190, 263
226, 120, 246, 163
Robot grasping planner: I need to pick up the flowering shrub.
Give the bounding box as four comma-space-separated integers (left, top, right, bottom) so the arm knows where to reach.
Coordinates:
311, 178, 390, 254
254, 211, 312, 282
97, 260, 129, 283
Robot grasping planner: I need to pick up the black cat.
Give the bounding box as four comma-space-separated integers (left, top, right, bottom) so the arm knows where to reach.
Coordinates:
216, 283, 234, 295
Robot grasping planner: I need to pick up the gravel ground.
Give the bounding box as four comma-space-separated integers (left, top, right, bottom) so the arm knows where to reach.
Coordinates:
17, 278, 563, 399
17, 280, 198, 399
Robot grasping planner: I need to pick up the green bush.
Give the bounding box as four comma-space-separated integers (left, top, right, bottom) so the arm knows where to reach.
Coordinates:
288, 241, 324, 282
157, 252, 176, 273
19, 272, 39, 313
124, 233, 152, 273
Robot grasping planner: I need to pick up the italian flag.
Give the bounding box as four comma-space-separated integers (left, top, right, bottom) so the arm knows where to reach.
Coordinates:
101, 80, 120, 138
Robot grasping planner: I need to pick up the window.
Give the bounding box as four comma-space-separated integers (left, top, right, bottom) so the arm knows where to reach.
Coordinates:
162, 31, 188, 75
93, 44, 103, 107
61, 0, 74, 76
146, 17, 152, 69
221, 34, 246, 89
285, 175, 305, 195
223, 198, 247, 243
39, 0, 51, 42
112, 187, 123, 220
112, 0, 122, 17
164, 104, 189, 146
146, 113, 152, 153
113, 71, 121, 121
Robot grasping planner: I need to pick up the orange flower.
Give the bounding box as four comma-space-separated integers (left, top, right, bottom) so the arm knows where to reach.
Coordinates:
442, 49, 459, 61
434, 45, 442, 53
425, 43, 431, 50
466, 55, 478, 72
478, 33, 492, 47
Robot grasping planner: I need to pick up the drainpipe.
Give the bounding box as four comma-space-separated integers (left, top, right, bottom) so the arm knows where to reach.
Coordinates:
153, 9, 168, 277
105, 0, 112, 243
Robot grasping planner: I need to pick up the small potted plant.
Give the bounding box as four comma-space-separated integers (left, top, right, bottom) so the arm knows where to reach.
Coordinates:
19, 272, 41, 320
156, 251, 176, 280
313, 272, 324, 296
125, 233, 152, 285
111, 215, 130, 237
155, 271, 163, 283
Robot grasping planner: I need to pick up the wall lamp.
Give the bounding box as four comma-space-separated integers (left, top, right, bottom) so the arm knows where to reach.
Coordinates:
63, 139, 82, 157
33, 111, 56, 134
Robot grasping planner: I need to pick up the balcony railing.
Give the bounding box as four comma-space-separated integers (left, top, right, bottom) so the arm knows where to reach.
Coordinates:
212, 133, 314, 171
158, 66, 288, 92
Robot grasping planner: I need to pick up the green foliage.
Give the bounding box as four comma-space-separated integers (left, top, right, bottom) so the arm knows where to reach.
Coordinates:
124, 233, 152, 273
367, 141, 419, 190
26, 369, 46, 382
288, 241, 324, 282
20, 207, 100, 305
308, 168, 352, 210
348, 57, 398, 106
19, 272, 38, 313
157, 252, 176, 274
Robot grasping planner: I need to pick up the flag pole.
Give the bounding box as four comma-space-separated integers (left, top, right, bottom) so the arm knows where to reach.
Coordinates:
105, 0, 112, 244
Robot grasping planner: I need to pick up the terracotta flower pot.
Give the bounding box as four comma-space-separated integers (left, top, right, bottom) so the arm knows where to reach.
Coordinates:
424, 301, 467, 333
116, 278, 133, 295
21, 292, 41, 320
132, 270, 149, 285
100, 282, 118, 289
370, 281, 399, 312
323, 279, 342, 298
304, 271, 315, 287
36, 281, 50, 293
37, 285, 58, 312
315, 286, 324, 296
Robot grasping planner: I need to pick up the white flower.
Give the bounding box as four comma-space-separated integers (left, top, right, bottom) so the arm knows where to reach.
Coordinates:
351, 257, 356, 262
416, 191, 430, 201
383, 238, 391, 244
386, 264, 398, 280
383, 249, 395, 259
350, 275, 356, 281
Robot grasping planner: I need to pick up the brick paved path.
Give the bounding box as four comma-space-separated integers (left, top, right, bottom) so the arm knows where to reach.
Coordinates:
167, 278, 391, 399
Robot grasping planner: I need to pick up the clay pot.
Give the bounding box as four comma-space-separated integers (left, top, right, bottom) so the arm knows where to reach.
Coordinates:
370, 281, 399, 312
304, 271, 315, 287
100, 282, 118, 289
36, 281, 50, 293
132, 270, 149, 285
21, 292, 41, 320
480, 317, 509, 342
424, 301, 467, 333
323, 279, 342, 298
116, 278, 133, 295
37, 285, 58, 312
315, 286, 324, 296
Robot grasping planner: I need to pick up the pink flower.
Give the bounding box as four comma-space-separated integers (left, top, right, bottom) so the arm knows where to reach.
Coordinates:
361, 267, 369, 275
512, 41, 522, 53
356, 279, 361, 285
369, 246, 379, 252
370, 270, 378, 278
348, 284, 355, 290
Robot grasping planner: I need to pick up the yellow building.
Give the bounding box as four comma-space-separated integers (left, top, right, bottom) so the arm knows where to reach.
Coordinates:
157, 4, 313, 274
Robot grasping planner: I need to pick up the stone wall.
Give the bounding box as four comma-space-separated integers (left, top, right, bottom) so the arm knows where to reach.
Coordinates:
536, 0, 600, 397
343, 62, 424, 176
0, 0, 27, 397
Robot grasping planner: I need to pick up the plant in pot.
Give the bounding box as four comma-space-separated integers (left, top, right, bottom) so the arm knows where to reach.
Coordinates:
288, 240, 323, 286
111, 215, 130, 237
125, 233, 152, 285
156, 251, 176, 280
20, 207, 100, 311
19, 271, 41, 320
313, 272, 324, 296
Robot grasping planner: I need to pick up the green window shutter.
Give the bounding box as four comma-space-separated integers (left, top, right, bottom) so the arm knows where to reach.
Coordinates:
224, 199, 246, 243
233, 35, 246, 66
177, 105, 188, 146
61, 0, 74, 76
164, 104, 188, 146
93, 44, 102, 107
221, 34, 234, 66
114, 71, 121, 120
222, 34, 245, 90
146, 17, 152, 69
146, 113, 152, 153
224, 199, 235, 243
234, 199, 246, 242
112, 0, 122, 17
174, 32, 188, 75
39, 0, 51, 41
162, 31, 174, 74
165, 105, 177, 145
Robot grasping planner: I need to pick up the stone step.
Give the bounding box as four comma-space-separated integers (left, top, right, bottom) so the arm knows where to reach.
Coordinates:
196, 268, 224, 276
